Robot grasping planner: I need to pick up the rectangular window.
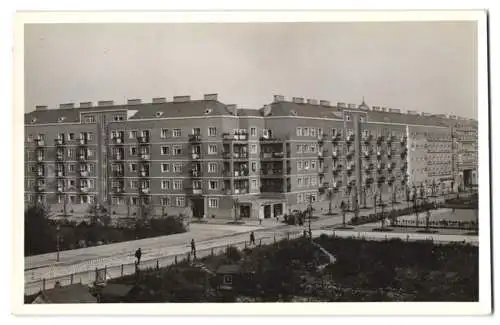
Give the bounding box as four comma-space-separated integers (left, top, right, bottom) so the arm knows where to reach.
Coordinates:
130, 147, 138, 156
83, 115, 95, 123
297, 161, 303, 171
304, 177, 310, 186
129, 130, 138, 139
296, 145, 302, 153
209, 180, 218, 190
251, 144, 257, 154
310, 145, 316, 153
161, 128, 169, 138
161, 180, 171, 190
208, 198, 219, 208
208, 163, 217, 173
303, 128, 310, 137
310, 128, 317, 137
173, 163, 182, 173
113, 115, 124, 121
172, 128, 182, 137
176, 196, 185, 207
161, 146, 170, 155
304, 161, 310, 170
161, 163, 170, 173
251, 179, 258, 189
250, 127, 257, 137
173, 180, 183, 190
129, 163, 137, 172
161, 197, 170, 206
208, 144, 218, 155
67, 148, 75, 159
296, 127, 302, 137
311, 160, 317, 170
87, 132, 94, 141
251, 162, 258, 172
297, 177, 303, 187
27, 134, 33, 142
129, 180, 138, 189
311, 176, 317, 186
173, 145, 182, 156
208, 127, 217, 137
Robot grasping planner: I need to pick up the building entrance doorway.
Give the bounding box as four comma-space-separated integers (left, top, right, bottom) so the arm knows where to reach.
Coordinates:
273, 203, 283, 217
191, 198, 204, 218
263, 205, 272, 219
239, 204, 251, 218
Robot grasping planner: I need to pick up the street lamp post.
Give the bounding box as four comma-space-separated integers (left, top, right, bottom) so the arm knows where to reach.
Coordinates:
56, 224, 60, 262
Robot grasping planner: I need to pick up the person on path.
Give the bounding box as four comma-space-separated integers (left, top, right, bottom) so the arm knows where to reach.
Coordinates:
190, 238, 196, 258
249, 231, 256, 246
135, 248, 142, 265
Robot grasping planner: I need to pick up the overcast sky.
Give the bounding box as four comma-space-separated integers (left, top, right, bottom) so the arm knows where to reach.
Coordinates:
24, 22, 477, 118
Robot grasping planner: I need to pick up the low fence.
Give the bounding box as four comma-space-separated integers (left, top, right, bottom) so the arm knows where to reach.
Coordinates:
24, 230, 305, 296
24, 228, 477, 296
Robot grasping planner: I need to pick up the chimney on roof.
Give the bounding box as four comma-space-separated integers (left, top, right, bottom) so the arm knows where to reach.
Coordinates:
347, 103, 356, 109
152, 97, 166, 104
336, 102, 346, 108
306, 99, 318, 105
273, 95, 285, 103
173, 96, 191, 103
292, 97, 305, 104
204, 93, 218, 101
98, 100, 114, 107
59, 103, 74, 109
389, 108, 401, 113
320, 100, 331, 107
35, 105, 47, 111
127, 99, 142, 105
79, 102, 93, 108
226, 104, 237, 115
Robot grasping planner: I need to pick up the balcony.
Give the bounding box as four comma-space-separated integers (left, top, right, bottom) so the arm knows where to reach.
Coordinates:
223, 133, 248, 141
112, 170, 124, 177
190, 170, 201, 177
139, 170, 149, 178
56, 170, 65, 178
80, 171, 89, 177
112, 136, 124, 144
233, 188, 249, 195
234, 170, 249, 177
387, 135, 395, 144
34, 185, 45, 193
140, 153, 150, 160
363, 150, 372, 158
79, 138, 88, 145
80, 187, 89, 193
317, 134, 327, 143
363, 134, 373, 143
55, 154, 64, 161
140, 188, 150, 194
332, 150, 340, 159
36, 155, 44, 162
113, 154, 123, 161
192, 188, 203, 195
54, 138, 65, 146
261, 169, 284, 177
233, 152, 249, 159
332, 134, 342, 142
400, 136, 408, 144
35, 139, 45, 147
376, 136, 385, 144
57, 187, 64, 193
79, 155, 87, 162
188, 134, 202, 142
137, 136, 150, 144
112, 187, 124, 194
346, 134, 355, 142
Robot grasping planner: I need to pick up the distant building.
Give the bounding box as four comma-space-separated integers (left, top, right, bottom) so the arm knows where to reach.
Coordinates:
24, 94, 478, 219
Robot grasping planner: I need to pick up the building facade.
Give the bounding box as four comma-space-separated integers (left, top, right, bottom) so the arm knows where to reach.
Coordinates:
24, 94, 478, 220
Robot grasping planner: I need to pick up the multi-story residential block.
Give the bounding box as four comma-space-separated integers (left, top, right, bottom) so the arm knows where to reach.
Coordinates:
24, 94, 478, 220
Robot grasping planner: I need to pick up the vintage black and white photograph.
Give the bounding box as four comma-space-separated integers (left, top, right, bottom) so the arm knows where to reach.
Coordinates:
14, 10, 490, 315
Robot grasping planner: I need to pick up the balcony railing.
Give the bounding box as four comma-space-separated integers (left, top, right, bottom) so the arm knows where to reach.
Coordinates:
79, 171, 89, 177
190, 170, 201, 177
54, 138, 65, 146
363, 134, 373, 143
55, 154, 64, 161
80, 187, 89, 193
113, 154, 123, 161
346, 134, 355, 142
188, 134, 202, 142
79, 138, 88, 145
139, 153, 150, 160
233, 152, 249, 159
112, 170, 124, 177
140, 188, 150, 194
79, 155, 87, 161
223, 133, 248, 141
192, 188, 203, 195
233, 188, 249, 195
234, 170, 249, 177
112, 136, 124, 144
112, 187, 124, 193
137, 136, 150, 144
139, 170, 149, 177
35, 139, 45, 147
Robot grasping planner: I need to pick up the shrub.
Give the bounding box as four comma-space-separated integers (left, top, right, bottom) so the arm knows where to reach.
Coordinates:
226, 246, 242, 262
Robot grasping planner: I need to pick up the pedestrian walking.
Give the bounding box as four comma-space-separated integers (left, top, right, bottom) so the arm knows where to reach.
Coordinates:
190, 238, 196, 258
135, 248, 142, 265
249, 231, 256, 246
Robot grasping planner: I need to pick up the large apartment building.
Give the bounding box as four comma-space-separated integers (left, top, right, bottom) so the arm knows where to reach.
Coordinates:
24, 94, 478, 220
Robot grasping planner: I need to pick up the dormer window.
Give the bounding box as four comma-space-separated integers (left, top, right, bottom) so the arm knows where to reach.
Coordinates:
204, 108, 212, 115
155, 112, 164, 118
58, 117, 66, 122
31, 118, 37, 123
